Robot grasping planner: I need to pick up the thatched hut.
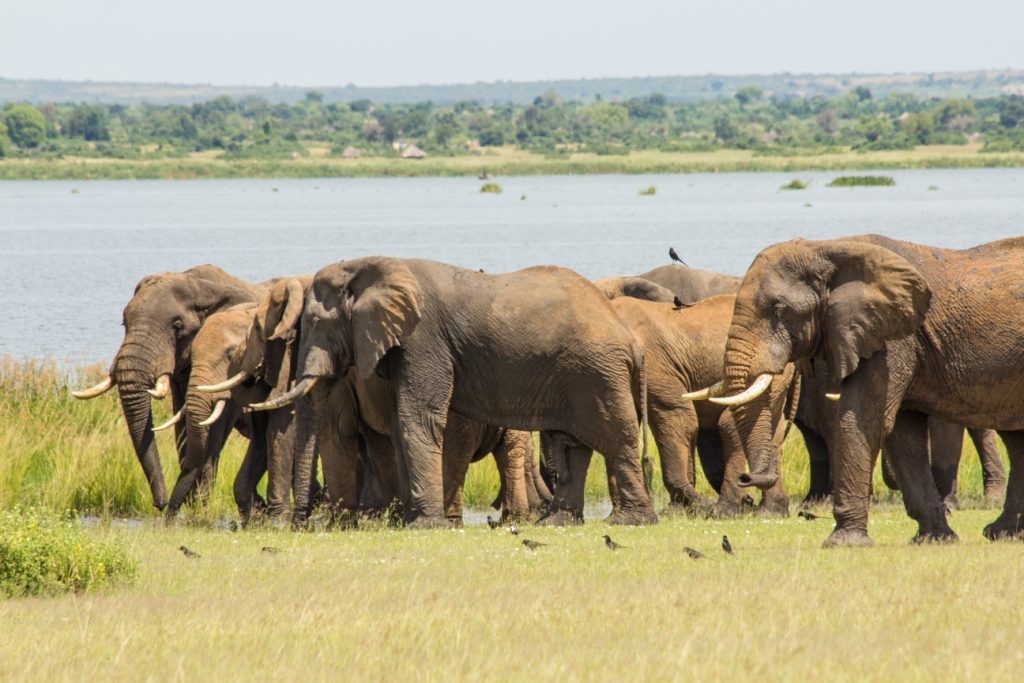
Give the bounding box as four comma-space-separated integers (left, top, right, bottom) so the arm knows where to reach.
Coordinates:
341, 146, 361, 159
401, 145, 426, 159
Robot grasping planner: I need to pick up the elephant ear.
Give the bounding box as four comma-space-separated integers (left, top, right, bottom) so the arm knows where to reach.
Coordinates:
820, 241, 931, 380
193, 278, 258, 316
258, 277, 308, 341
349, 259, 422, 379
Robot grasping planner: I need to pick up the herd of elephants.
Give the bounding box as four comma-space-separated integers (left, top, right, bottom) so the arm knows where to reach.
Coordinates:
71, 233, 1024, 547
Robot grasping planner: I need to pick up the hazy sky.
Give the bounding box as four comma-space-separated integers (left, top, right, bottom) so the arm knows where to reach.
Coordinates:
4, 0, 1022, 87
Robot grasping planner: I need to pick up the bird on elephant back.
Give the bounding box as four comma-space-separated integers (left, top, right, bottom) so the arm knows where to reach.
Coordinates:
249, 256, 656, 528
795, 357, 1006, 510
71, 265, 268, 511
538, 293, 797, 522
690, 234, 1024, 547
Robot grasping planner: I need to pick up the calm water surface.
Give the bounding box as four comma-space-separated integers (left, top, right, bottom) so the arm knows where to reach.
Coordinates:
1, 169, 1021, 362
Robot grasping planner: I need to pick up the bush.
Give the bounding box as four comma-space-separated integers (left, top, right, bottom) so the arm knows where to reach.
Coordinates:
0, 508, 137, 597
479, 182, 502, 194
827, 175, 896, 187
3, 104, 46, 148
780, 179, 808, 190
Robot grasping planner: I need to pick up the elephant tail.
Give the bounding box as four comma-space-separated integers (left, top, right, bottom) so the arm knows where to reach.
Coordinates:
632, 344, 653, 495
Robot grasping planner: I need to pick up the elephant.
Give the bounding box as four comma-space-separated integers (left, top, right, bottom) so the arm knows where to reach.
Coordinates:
637, 263, 742, 303
592, 276, 676, 303
71, 265, 264, 510
796, 358, 1006, 508
253, 257, 655, 528
698, 234, 1024, 546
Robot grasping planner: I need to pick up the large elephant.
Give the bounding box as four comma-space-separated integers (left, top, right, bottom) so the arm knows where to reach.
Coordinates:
255, 257, 655, 527
700, 234, 1024, 546
72, 265, 263, 510
637, 263, 742, 302
796, 358, 1006, 508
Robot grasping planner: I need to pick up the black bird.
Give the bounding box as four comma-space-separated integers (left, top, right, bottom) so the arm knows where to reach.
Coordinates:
261, 546, 282, 554
672, 295, 691, 311
668, 247, 688, 266
507, 524, 520, 535
522, 539, 547, 551
179, 545, 201, 559
486, 515, 500, 530
798, 510, 831, 521
722, 535, 734, 555
683, 546, 705, 560
603, 534, 625, 550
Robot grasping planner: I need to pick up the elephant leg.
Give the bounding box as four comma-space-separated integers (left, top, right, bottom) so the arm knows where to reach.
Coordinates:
539, 440, 591, 525
538, 431, 557, 494
757, 413, 790, 517
696, 429, 725, 493
233, 414, 268, 524
441, 432, 472, 527
523, 435, 551, 512
796, 421, 832, 503
983, 431, 1024, 540
493, 430, 531, 521
649, 407, 707, 512
970, 428, 1006, 507
588, 403, 657, 526
927, 418, 965, 511
885, 410, 957, 543
166, 416, 230, 518
394, 410, 449, 527
264, 407, 295, 519
711, 410, 750, 518
880, 450, 900, 491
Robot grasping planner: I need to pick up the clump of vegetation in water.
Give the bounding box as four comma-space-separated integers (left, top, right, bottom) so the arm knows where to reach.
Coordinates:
928, 185, 939, 191
480, 182, 502, 194
827, 175, 896, 187
780, 179, 808, 190
0, 507, 136, 597
638, 185, 656, 196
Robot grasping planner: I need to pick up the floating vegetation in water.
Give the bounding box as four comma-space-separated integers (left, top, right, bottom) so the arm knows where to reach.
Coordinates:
480, 182, 502, 194
827, 175, 895, 187
780, 179, 808, 190
928, 185, 939, 191
638, 185, 656, 196
520, 194, 527, 200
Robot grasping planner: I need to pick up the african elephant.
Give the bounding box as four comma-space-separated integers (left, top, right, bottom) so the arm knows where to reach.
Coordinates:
255, 257, 655, 528
71, 265, 263, 510
592, 276, 676, 303
796, 358, 1006, 508
700, 234, 1024, 546
637, 263, 742, 302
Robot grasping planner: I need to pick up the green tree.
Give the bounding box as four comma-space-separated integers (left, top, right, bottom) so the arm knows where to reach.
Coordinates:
3, 104, 46, 148
734, 86, 763, 107
852, 86, 873, 101
433, 109, 459, 148
713, 114, 739, 142
67, 105, 111, 141
0, 120, 9, 157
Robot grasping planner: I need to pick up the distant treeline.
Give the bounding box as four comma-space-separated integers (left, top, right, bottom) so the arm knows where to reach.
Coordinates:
2, 87, 1024, 160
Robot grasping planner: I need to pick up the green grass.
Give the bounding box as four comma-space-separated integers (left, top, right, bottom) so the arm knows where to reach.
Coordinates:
827, 174, 897, 187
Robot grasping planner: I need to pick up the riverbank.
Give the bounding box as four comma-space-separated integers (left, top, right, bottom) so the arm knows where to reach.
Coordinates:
3, 144, 1024, 180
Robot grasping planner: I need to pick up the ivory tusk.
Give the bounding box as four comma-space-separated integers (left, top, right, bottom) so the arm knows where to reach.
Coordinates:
681, 380, 724, 401
199, 400, 227, 427
709, 373, 774, 407
147, 374, 171, 399
153, 408, 184, 432
247, 376, 318, 412
825, 393, 841, 402
196, 370, 250, 393
72, 376, 113, 399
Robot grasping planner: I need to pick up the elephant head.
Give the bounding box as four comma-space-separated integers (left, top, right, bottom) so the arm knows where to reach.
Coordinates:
695, 237, 931, 487
72, 265, 259, 510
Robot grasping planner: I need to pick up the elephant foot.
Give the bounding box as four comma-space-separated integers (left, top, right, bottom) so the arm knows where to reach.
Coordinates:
822, 527, 873, 548
982, 514, 1023, 542
406, 515, 453, 530
536, 508, 584, 526
501, 508, 532, 524
606, 507, 658, 526
911, 529, 958, 544
983, 489, 1006, 509
942, 494, 961, 512
708, 499, 744, 519
755, 498, 791, 518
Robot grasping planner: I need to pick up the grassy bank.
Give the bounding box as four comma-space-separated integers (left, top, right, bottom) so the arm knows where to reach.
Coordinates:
3, 144, 1024, 180
0, 359, 1005, 520
0, 510, 1021, 680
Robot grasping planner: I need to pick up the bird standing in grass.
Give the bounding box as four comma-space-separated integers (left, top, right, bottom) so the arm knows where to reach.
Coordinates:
722, 535, 733, 555
798, 510, 831, 521
486, 515, 500, 530
261, 546, 282, 554
683, 547, 705, 559
179, 545, 201, 559
603, 534, 625, 550
507, 524, 520, 535
522, 539, 547, 551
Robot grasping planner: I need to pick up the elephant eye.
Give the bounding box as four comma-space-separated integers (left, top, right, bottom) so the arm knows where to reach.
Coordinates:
172, 318, 184, 331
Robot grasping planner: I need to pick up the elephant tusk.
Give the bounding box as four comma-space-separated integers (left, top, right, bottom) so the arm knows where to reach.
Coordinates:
147, 374, 172, 399
709, 373, 774, 406
196, 370, 251, 393
153, 408, 184, 432
72, 375, 113, 399
825, 392, 841, 402
247, 376, 318, 412
199, 400, 227, 427
681, 380, 724, 401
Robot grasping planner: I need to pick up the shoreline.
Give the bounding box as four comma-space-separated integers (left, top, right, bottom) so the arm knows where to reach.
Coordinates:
3, 144, 1024, 180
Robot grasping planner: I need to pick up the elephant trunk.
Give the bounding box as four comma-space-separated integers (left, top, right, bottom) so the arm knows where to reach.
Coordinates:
733, 399, 779, 490
290, 385, 322, 525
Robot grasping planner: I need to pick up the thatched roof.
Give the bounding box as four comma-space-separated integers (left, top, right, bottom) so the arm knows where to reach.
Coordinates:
401, 145, 426, 159
341, 146, 360, 158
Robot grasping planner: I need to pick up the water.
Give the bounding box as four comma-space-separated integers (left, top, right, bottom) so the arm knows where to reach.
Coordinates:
2, 169, 1022, 362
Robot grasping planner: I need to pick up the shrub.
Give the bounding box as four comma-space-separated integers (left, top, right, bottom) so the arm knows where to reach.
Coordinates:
0, 508, 137, 597
479, 182, 502, 194
780, 179, 808, 190
827, 175, 896, 187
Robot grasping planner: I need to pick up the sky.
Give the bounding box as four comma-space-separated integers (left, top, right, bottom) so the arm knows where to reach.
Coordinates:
3, 0, 1022, 87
